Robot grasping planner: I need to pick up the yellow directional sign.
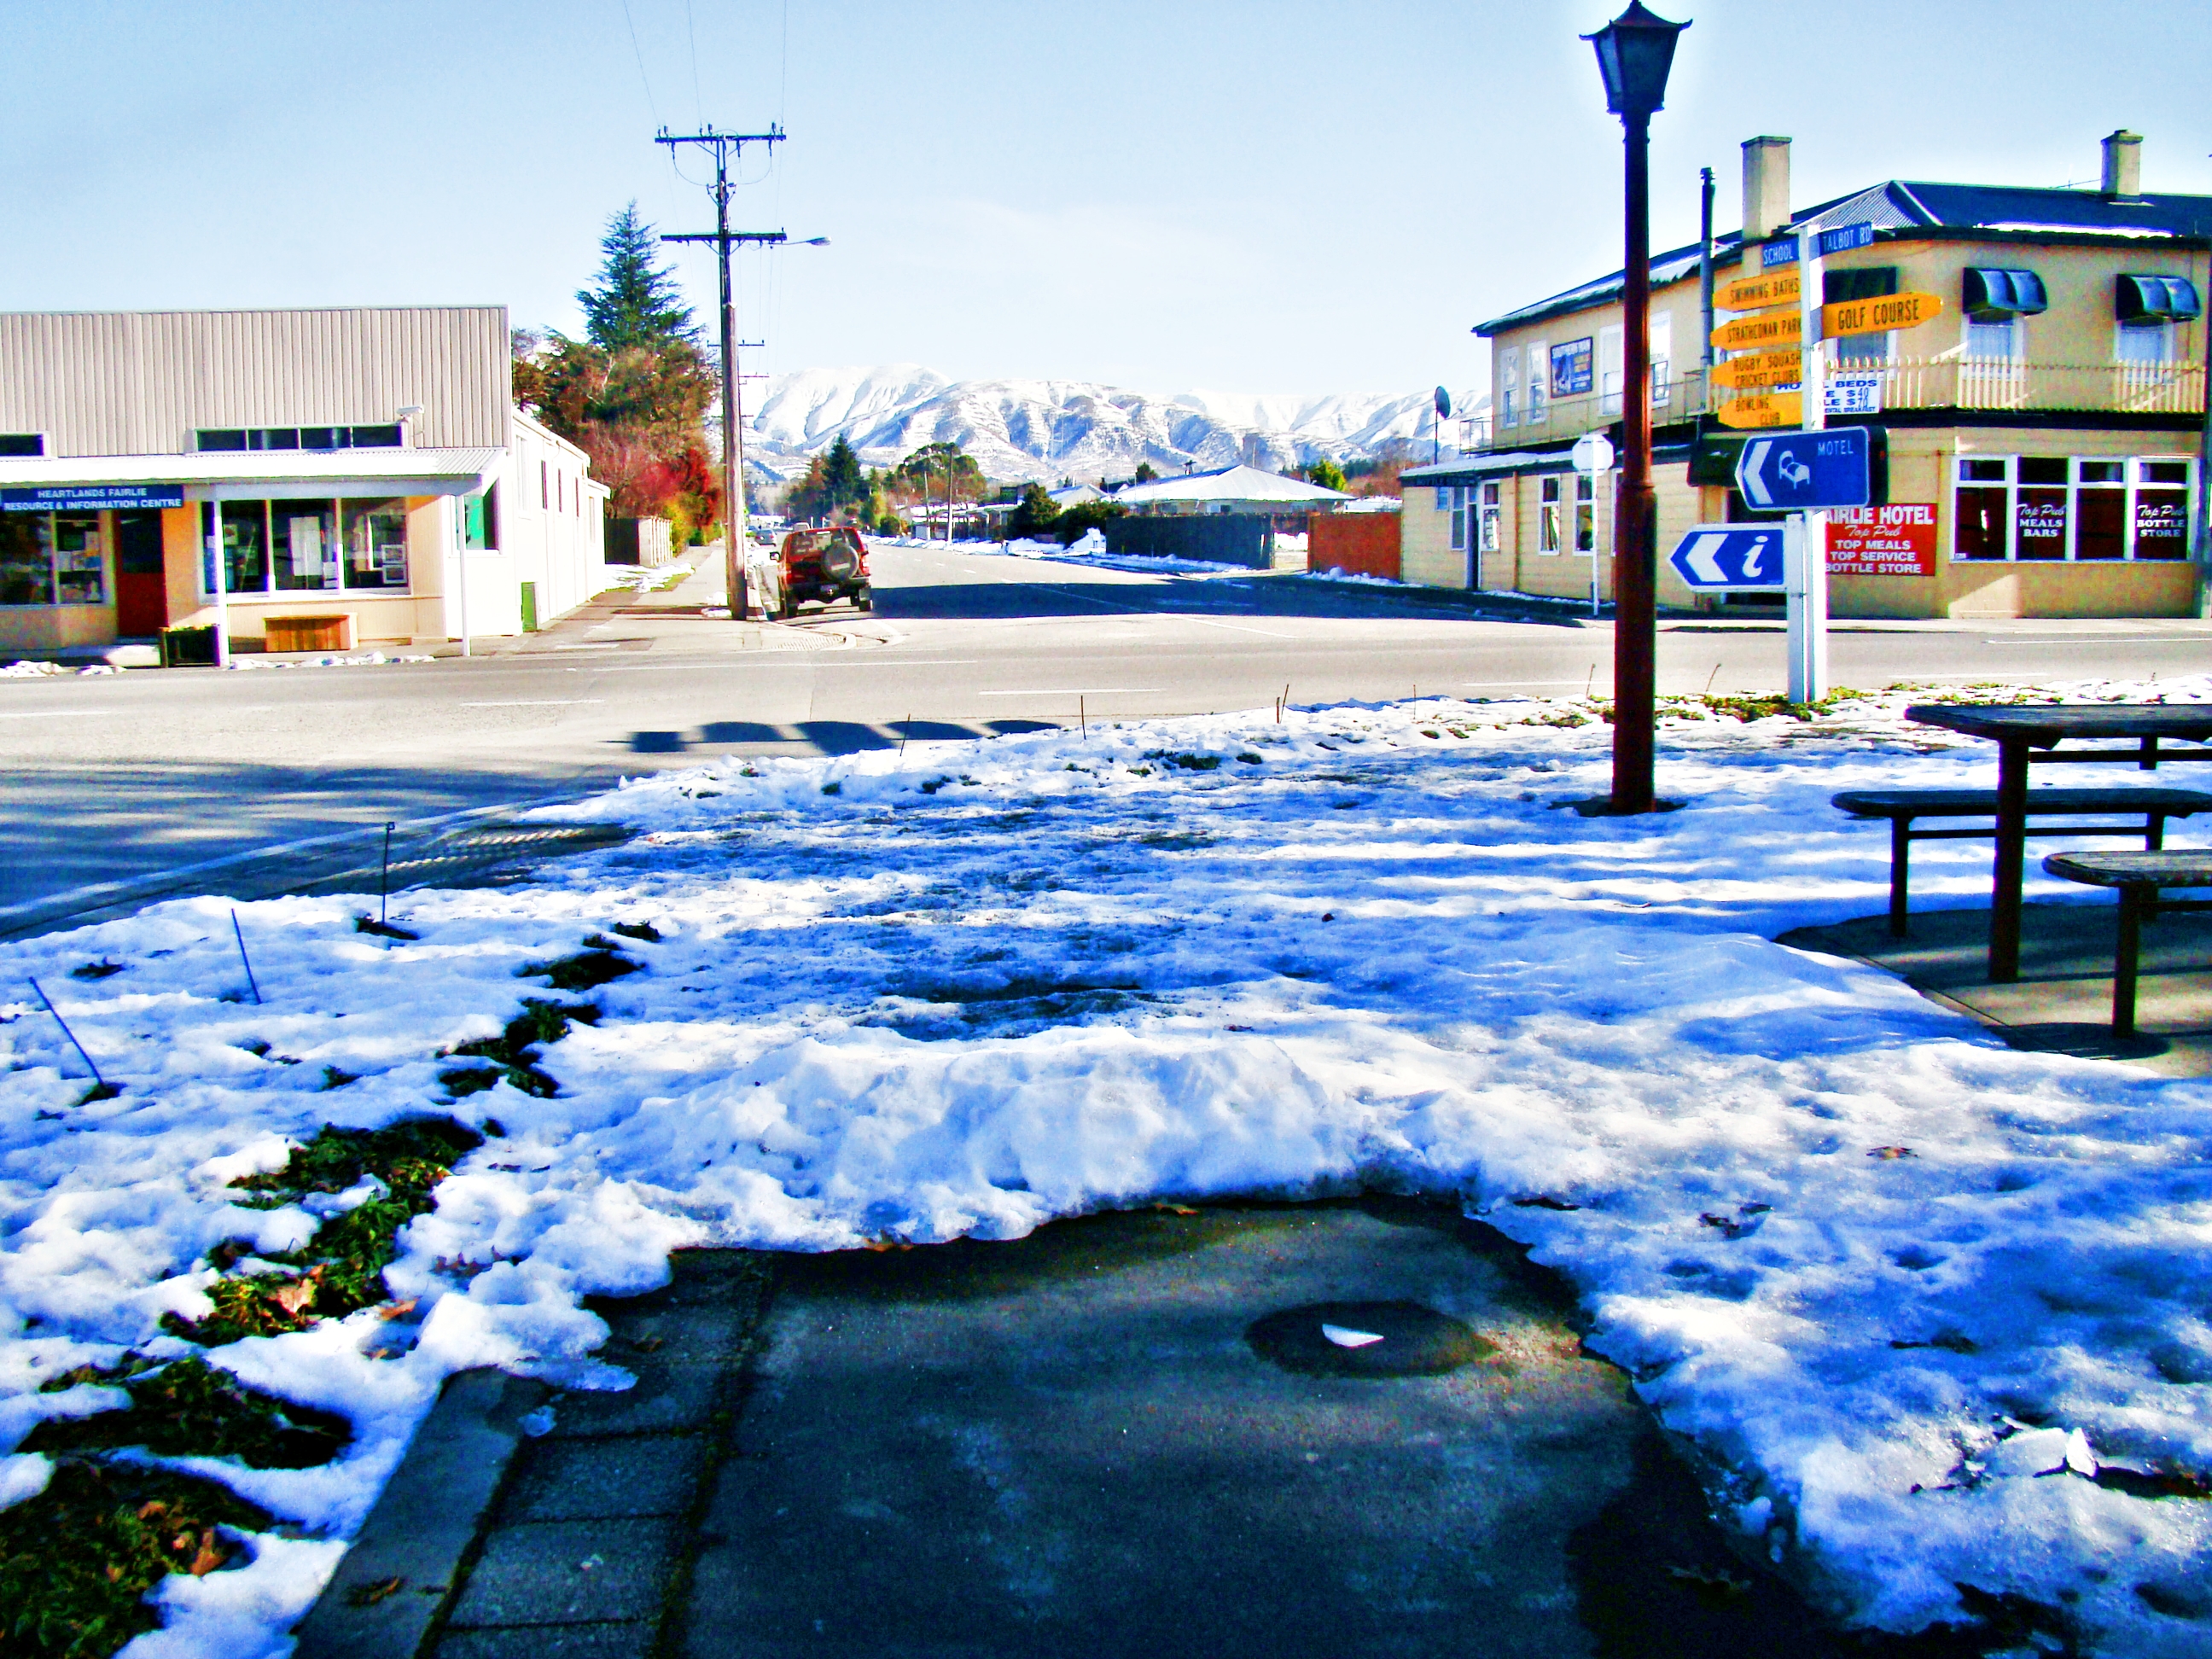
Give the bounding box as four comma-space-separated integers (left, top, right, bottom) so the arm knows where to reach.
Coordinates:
1719, 271, 1801, 312
1822, 291, 1944, 338
1715, 393, 1804, 430
1711, 308, 1804, 352
1710, 349, 1805, 391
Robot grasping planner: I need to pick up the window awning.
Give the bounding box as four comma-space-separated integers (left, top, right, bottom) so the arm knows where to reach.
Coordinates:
0, 446, 501, 502
1961, 268, 2048, 319
2117, 273, 2202, 323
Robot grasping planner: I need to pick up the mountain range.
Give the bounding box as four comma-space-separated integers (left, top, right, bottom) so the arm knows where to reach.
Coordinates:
742, 364, 1482, 484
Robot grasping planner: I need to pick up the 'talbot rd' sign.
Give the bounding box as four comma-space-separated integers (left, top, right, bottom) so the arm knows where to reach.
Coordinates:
2, 484, 186, 511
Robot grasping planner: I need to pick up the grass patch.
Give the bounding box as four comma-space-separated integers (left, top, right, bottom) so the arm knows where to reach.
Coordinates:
439, 998, 598, 1100
165, 1117, 481, 1345
1145, 750, 1222, 771
518, 946, 639, 992
609, 920, 661, 943
0, 1461, 272, 1659
68, 961, 123, 981
25, 1355, 350, 1470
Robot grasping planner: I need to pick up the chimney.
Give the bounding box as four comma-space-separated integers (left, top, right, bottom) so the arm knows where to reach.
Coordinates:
1742, 136, 1792, 242
2101, 129, 2142, 197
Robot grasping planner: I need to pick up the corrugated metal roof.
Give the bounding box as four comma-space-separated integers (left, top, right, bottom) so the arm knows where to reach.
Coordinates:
1112, 463, 1351, 505
1474, 179, 2212, 338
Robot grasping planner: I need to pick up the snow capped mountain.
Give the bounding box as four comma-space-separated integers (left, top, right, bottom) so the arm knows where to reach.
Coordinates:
743, 365, 1479, 483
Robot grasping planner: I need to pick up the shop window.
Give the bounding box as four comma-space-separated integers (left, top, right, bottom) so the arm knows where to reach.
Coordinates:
0, 434, 43, 457
343, 499, 409, 587
1951, 454, 2193, 562
2134, 459, 2191, 560
0, 513, 55, 605
2075, 462, 2125, 561
462, 489, 500, 550
1478, 483, 1501, 553
2015, 457, 2069, 560
217, 502, 270, 591
1575, 475, 1596, 552
1539, 476, 1563, 553
272, 499, 338, 590
52, 515, 105, 604
1449, 487, 1466, 552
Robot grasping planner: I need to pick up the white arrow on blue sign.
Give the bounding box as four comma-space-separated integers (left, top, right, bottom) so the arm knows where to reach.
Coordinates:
1668, 524, 1786, 591
1734, 426, 1871, 511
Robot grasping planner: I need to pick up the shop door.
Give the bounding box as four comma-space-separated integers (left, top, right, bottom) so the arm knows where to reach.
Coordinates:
114, 511, 167, 636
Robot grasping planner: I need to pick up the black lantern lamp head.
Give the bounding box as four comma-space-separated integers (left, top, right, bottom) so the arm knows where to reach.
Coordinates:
1585, 2, 1689, 120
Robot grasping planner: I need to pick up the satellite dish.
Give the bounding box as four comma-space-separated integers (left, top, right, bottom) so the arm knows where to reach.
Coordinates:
1434, 386, 1452, 419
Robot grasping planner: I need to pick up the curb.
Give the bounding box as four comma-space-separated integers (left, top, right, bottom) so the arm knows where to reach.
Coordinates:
292, 1369, 550, 1659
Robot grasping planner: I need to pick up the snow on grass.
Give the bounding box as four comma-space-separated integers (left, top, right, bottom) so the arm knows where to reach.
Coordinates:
4, 677, 2212, 1654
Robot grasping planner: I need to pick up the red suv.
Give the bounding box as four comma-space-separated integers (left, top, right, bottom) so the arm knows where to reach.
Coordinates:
764, 527, 872, 619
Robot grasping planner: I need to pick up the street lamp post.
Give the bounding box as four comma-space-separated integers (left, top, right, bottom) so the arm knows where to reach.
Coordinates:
1584, 2, 1689, 815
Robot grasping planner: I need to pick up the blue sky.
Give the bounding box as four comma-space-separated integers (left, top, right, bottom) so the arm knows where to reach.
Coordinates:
3, 0, 2207, 398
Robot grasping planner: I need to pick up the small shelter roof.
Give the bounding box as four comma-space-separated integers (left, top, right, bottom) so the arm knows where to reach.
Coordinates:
1111, 463, 1352, 508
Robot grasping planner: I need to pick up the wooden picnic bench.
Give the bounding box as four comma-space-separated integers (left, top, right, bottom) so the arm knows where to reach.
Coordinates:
2042, 851, 2212, 1036
1832, 788, 2212, 939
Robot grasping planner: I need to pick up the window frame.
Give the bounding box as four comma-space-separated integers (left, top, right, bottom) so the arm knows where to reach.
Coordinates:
1949, 452, 2197, 563
1538, 474, 1563, 554
200, 496, 416, 596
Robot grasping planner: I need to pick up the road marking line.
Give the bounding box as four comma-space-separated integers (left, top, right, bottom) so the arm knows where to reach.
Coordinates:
460, 699, 608, 707
975, 689, 1161, 696
0, 709, 108, 719
1179, 617, 1296, 638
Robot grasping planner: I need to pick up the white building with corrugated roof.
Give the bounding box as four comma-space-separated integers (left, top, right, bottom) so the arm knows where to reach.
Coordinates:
0, 306, 611, 661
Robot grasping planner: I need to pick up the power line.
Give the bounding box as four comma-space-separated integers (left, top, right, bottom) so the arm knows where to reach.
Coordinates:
684, 0, 705, 125
615, 0, 659, 125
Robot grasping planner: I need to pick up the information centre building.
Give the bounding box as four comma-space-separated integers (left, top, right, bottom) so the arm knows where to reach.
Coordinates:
0, 306, 609, 655
1402, 130, 2207, 620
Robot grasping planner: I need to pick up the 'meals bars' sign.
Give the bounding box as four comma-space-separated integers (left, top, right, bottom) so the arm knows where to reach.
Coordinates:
2, 484, 186, 512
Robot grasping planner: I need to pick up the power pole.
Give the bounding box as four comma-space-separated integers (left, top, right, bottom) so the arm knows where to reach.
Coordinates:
657, 122, 784, 620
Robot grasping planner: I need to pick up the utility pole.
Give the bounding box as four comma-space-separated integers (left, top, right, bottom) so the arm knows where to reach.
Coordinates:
657, 122, 785, 620
1697, 166, 1716, 373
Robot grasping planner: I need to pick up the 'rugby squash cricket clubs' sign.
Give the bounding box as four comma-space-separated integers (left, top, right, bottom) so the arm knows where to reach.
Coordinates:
1709, 348, 1806, 392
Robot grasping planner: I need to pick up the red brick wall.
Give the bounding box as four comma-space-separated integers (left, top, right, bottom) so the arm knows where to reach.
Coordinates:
1310, 512, 1400, 580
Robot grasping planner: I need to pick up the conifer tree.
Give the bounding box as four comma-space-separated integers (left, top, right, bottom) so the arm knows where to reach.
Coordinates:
824, 435, 867, 514
578, 202, 700, 353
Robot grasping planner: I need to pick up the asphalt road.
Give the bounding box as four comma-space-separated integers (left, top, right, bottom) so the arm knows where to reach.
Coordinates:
3, 540, 2207, 921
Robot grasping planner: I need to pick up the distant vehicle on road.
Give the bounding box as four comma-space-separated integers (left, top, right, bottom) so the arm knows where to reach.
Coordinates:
753, 526, 872, 619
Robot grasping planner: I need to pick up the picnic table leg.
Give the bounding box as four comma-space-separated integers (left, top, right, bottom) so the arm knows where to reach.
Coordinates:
2113, 883, 2146, 1038
2147, 812, 2167, 853
1889, 818, 1912, 937
1990, 739, 2028, 982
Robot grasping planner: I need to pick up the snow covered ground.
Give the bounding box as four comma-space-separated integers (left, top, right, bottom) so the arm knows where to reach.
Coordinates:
4, 679, 2212, 1656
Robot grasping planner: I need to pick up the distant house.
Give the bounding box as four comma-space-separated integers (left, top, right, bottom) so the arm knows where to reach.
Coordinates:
1406, 129, 2206, 617
1111, 463, 1353, 516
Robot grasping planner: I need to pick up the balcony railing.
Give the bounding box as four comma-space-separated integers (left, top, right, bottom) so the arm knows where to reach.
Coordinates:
1481, 358, 2204, 450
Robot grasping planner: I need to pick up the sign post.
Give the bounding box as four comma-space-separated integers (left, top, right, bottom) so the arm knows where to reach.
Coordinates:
1570, 431, 1614, 618
1794, 231, 1828, 705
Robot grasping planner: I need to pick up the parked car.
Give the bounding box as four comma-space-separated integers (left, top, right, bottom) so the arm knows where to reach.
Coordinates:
754, 526, 872, 619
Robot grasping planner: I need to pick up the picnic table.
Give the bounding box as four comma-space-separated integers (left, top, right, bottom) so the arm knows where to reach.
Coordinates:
1904, 704, 2212, 981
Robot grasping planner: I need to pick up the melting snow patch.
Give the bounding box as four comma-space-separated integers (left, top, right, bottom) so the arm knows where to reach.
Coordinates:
0, 675, 2209, 1655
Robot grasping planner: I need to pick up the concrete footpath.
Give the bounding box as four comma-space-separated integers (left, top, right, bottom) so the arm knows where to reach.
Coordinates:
303, 1199, 1909, 1658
